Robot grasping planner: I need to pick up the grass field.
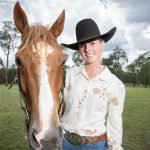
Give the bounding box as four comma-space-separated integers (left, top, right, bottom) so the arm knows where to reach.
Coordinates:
0, 85, 150, 150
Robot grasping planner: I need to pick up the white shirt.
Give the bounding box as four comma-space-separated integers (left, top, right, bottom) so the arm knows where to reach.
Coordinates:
61, 65, 126, 150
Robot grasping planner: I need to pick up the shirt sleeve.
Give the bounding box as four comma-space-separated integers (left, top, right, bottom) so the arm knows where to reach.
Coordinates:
106, 81, 126, 150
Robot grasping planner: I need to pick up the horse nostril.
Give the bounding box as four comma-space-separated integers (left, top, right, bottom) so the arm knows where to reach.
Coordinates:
29, 128, 41, 149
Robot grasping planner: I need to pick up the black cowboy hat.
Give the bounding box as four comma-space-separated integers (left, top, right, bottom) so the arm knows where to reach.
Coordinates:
62, 18, 117, 50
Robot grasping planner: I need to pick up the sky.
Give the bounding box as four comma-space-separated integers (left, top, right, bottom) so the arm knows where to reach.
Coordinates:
0, 0, 150, 66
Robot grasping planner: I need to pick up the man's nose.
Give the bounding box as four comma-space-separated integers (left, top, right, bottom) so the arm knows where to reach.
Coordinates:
84, 43, 91, 52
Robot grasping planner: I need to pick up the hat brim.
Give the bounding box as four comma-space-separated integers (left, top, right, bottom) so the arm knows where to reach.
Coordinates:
61, 27, 117, 50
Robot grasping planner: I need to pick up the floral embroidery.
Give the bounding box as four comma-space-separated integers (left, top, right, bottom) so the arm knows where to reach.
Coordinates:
84, 89, 87, 93
93, 88, 107, 101
93, 88, 107, 94
93, 88, 101, 94
111, 97, 119, 105
85, 129, 97, 134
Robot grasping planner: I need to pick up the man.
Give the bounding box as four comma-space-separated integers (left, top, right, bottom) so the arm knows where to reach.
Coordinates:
61, 18, 125, 150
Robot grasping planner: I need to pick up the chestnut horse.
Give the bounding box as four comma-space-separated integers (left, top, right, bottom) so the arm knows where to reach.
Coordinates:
14, 2, 66, 150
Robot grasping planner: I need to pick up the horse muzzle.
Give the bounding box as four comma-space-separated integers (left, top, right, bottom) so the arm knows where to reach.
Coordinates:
29, 125, 64, 150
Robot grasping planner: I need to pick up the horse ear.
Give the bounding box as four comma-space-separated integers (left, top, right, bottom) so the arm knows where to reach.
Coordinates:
50, 10, 65, 38
13, 2, 29, 34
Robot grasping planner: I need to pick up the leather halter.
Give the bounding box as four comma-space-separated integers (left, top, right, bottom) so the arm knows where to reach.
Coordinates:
17, 69, 30, 129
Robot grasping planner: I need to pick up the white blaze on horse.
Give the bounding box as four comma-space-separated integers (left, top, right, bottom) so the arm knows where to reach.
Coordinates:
14, 2, 66, 150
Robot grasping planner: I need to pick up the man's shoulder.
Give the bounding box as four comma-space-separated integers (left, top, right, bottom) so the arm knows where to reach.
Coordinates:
109, 70, 125, 89
66, 66, 81, 75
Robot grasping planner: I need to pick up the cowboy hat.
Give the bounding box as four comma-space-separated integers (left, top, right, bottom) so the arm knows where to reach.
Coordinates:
62, 18, 117, 50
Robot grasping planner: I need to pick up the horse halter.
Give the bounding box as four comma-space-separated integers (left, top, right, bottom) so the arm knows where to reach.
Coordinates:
17, 68, 30, 127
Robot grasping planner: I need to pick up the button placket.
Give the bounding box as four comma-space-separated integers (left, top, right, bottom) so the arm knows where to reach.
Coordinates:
76, 84, 89, 119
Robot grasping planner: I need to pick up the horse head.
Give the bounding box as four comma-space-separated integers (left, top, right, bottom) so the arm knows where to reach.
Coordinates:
14, 2, 66, 149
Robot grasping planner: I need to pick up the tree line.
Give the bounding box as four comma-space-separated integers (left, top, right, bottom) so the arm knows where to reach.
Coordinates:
0, 21, 150, 87
0, 21, 20, 86
71, 47, 150, 87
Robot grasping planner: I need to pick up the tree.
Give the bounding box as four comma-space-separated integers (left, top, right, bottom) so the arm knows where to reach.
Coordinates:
134, 51, 150, 70
103, 47, 128, 81
0, 21, 19, 86
72, 51, 83, 66
0, 68, 5, 84
139, 62, 150, 87
0, 57, 5, 68
135, 51, 150, 87
102, 57, 113, 68
126, 62, 138, 86
109, 46, 128, 70
126, 51, 150, 87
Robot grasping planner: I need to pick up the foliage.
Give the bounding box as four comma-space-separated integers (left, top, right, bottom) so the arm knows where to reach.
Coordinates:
102, 46, 128, 81
0, 21, 19, 86
0, 68, 5, 84
126, 51, 150, 87
72, 51, 84, 66
139, 62, 150, 87
0, 68, 17, 84
108, 46, 128, 69
102, 47, 128, 68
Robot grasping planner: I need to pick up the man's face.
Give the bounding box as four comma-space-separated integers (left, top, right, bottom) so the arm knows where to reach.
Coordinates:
79, 39, 104, 65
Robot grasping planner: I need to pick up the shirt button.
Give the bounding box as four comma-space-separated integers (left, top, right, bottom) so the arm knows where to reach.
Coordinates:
84, 89, 87, 93
76, 128, 79, 133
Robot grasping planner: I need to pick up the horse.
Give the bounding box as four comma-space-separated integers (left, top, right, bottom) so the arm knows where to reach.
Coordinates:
13, 2, 66, 150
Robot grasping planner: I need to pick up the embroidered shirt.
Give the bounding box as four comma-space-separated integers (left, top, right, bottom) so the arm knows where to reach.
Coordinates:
61, 65, 126, 150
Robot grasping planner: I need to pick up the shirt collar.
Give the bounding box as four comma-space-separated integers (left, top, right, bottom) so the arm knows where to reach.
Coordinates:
75, 65, 112, 82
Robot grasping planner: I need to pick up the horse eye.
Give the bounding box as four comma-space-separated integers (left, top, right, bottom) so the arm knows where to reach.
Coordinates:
15, 57, 23, 67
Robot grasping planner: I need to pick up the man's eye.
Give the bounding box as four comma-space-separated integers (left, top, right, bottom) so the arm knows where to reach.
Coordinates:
90, 41, 95, 45
79, 44, 85, 49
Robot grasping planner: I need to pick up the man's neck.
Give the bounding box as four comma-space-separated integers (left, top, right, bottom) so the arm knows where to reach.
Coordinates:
84, 61, 104, 79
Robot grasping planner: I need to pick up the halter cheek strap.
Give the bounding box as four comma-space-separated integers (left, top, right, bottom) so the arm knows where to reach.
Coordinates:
58, 66, 66, 118
8, 68, 31, 149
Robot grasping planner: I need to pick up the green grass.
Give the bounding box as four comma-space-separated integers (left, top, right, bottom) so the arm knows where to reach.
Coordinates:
123, 87, 150, 150
0, 85, 29, 150
0, 85, 150, 150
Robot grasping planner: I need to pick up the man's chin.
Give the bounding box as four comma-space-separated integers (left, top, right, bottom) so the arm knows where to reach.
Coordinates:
84, 58, 100, 65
